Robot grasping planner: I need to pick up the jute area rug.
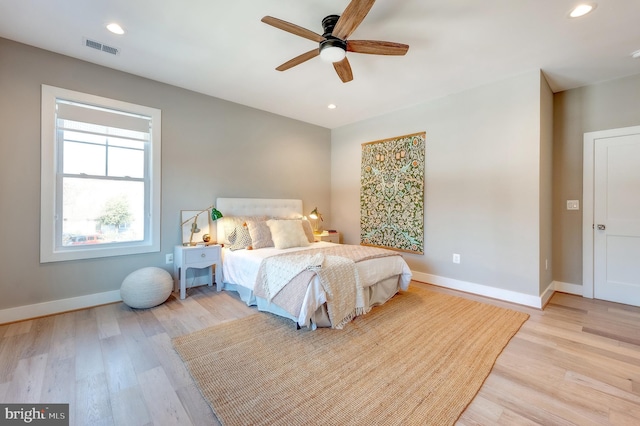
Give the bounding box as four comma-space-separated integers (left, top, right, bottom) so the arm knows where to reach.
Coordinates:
173, 286, 528, 425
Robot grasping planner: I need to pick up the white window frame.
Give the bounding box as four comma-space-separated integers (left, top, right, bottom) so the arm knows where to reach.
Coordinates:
40, 85, 161, 262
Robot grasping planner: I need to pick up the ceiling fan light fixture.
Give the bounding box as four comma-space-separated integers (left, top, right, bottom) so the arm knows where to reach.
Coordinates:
320, 46, 346, 62
320, 39, 347, 63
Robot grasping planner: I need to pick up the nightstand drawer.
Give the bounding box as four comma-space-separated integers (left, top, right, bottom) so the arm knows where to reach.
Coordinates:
185, 246, 220, 264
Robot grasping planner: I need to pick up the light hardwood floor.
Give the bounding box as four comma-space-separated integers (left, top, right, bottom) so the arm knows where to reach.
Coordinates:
1, 281, 639, 425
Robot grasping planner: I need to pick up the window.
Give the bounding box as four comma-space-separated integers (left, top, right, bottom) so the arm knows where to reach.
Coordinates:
41, 85, 161, 262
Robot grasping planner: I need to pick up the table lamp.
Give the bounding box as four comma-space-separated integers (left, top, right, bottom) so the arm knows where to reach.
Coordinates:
308, 207, 323, 234
181, 205, 223, 246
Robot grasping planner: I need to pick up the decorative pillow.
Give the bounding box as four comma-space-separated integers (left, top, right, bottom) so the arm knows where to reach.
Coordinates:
227, 226, 238, 244
266, 219, 311, 250
221, 216, 267, 244
301, 219, 315, 243
228, 225, 253, 251
246, 220, 274, 249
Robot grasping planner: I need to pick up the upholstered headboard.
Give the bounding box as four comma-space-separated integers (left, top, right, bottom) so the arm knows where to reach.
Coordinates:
215, 198, 303, 243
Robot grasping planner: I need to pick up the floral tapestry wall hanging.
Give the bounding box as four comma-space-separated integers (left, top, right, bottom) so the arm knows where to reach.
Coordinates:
361, 132, 425, 254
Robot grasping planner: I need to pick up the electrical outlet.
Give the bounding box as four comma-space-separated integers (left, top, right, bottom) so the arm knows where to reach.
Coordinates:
166, 253, 173, 264
453, 253, 461, 264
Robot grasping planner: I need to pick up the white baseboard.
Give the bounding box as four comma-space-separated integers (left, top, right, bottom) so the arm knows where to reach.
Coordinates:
0, 276, 585, 325
552, 280, 583, 296
412, 271, 549, 309
0, 290, 122, 325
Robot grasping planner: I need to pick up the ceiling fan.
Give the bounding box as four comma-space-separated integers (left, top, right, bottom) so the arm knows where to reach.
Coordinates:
261, 0, 409, 83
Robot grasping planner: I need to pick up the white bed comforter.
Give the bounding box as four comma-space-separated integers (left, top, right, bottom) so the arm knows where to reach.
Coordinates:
222, 242, 412, 327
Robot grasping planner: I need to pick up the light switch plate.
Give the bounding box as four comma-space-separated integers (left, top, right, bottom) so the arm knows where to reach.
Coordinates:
567, 200, 580, 210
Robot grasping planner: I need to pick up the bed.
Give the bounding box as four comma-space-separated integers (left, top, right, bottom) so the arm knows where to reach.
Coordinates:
216, 198, 412, 329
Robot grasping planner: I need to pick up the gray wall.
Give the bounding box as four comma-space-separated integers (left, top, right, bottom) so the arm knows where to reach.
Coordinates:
3, 33, 639, 313
331, 70, 547, 297
0, 38, 331, 310
552, 73, 640, 286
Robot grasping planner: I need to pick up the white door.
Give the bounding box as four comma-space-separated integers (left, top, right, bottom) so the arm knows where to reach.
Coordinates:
593, 132, 640, 306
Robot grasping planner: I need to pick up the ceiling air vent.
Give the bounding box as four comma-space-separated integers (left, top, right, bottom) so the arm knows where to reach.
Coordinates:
101, 44, 119, 55
83, 38, 120, 56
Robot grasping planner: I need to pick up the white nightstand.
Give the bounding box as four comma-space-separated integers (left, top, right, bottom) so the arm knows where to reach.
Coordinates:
174, 244, 222, 299
314, 231, 341, 243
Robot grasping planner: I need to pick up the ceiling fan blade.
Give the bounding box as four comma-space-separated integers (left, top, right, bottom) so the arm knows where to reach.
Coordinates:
261, 16, 325, 43
347, 40, 409, 55
275, 49, 320, 71
332, 0, 376, 40
333, 58, 354, 83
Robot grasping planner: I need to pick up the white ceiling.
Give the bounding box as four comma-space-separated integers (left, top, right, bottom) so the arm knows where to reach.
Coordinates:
1, 0, 639, 129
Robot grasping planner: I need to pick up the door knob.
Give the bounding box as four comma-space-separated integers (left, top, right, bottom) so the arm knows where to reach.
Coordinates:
597, 224, 606, 230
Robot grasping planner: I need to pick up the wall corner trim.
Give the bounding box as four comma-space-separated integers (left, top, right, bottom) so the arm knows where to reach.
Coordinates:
0, 290, 122, 325
540, 282, 555, 308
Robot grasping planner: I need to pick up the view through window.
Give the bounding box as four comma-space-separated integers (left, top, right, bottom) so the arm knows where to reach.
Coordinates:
59, 110, 147, 247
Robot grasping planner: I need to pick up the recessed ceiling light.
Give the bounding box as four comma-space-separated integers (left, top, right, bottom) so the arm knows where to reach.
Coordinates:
569, 4, 596, 18
106, 23, 125, 35
632, 50, 640, 59
328, 104, 337, 109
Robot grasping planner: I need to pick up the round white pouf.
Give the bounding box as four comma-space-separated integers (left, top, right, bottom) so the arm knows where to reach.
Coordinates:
120, 267, 173, 309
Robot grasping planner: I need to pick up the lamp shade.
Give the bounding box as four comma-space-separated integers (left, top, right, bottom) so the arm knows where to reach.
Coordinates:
309, 207, 323, 222
210, 207, 223, 221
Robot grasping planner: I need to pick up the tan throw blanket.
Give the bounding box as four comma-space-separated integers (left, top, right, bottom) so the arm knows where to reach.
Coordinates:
257, 252, 324, 302
254, 245, 400, 328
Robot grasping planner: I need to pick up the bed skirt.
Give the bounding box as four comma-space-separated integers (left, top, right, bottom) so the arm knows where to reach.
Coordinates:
220, 275, 403, 329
